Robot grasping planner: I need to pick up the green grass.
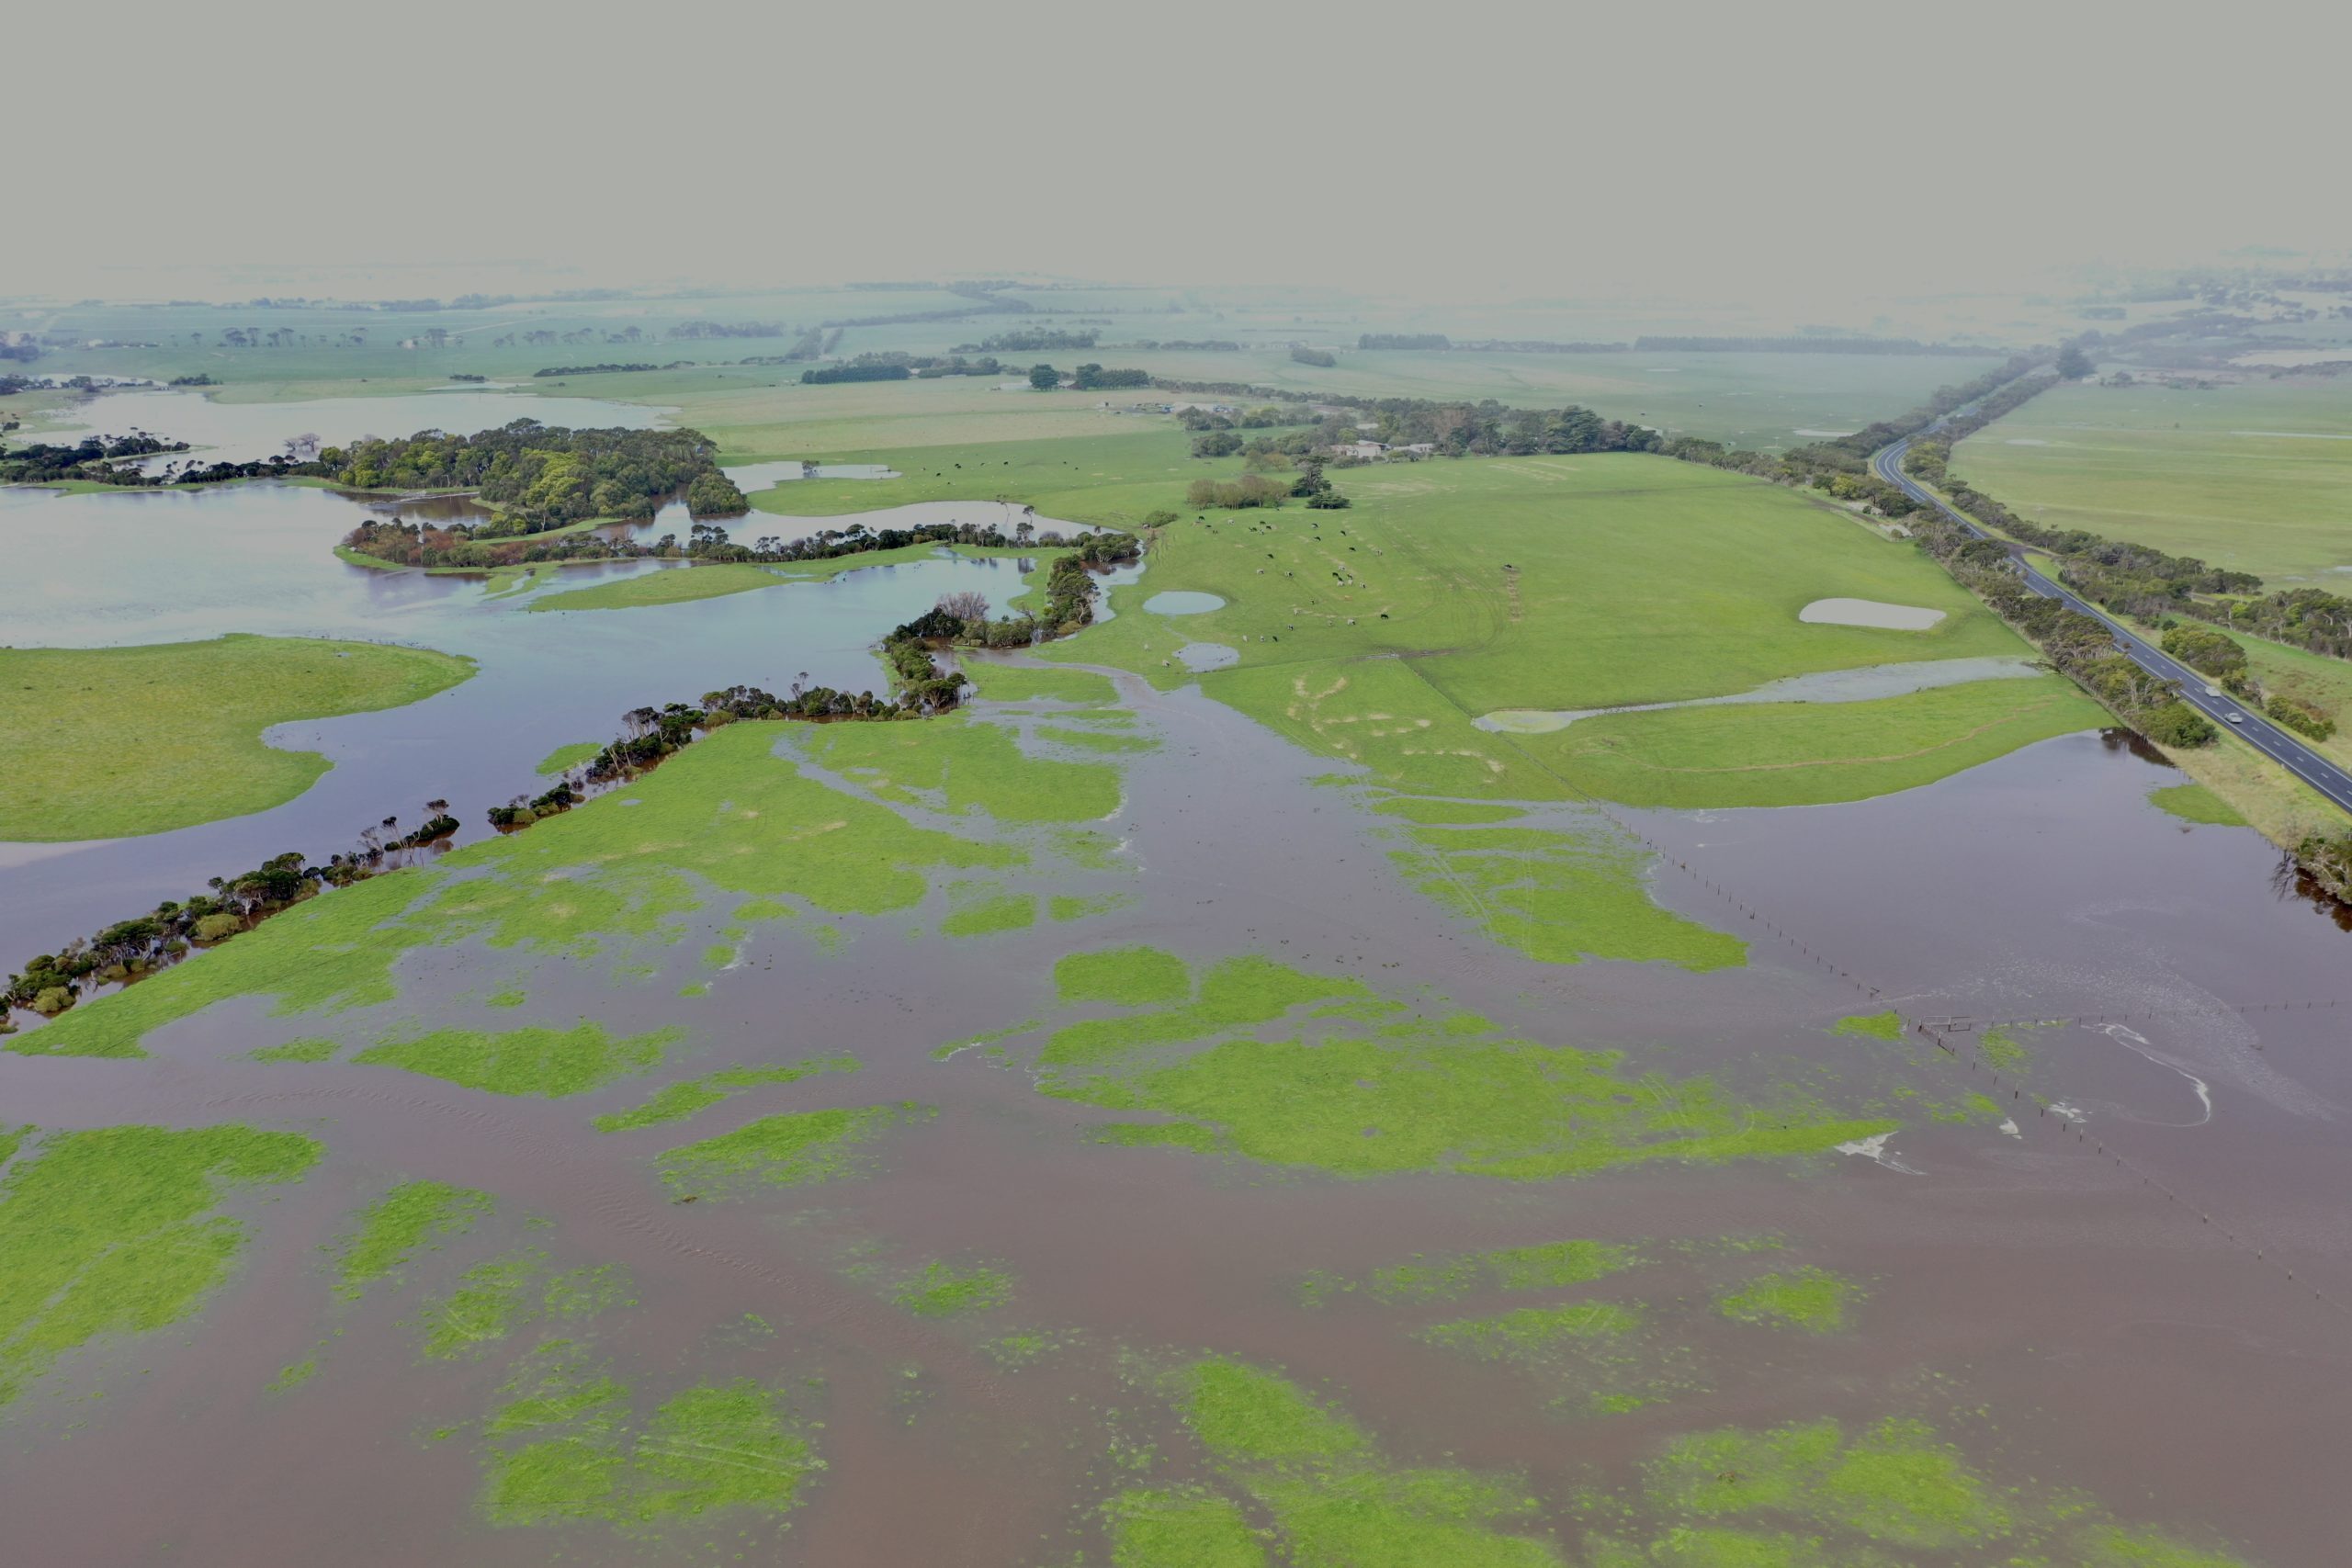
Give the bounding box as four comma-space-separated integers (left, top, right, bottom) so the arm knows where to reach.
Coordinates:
536, 741, 602, 775
1387, 818, 1747, 970
1713, 1267, 1864, 1334
480, 1340, 819, 1529
1057, 455, 2025, 712
1034, 951, 1893, 1180
0, 1123, 320, 1404
1106, 1488, 1269, 1567
1425, 1300, 1645, 1359
939, 890, 1036, 936
334, 1179, 494, 1299
0, 634, 474, 840
1832, 1012, 1905, 1041
962, 663, 1121, 705
1056, 945, 1193, 1007
892, 1260, 1013, 1317
2149, 783, 2249, 826
1169, 1358, 1563, 1566
354, 1021, 678, 1098
796, 711, 1124, 824
1532, 678, 2104, 808
524, 562, 795, 613
658, 1103, 930, 1195
413, 1250, 629, 1360
593, 1055, 858, 1133
1951, 378, 2352, 581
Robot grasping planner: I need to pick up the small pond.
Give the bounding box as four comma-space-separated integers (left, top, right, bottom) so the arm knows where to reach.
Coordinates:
1143, 591, 1226, 615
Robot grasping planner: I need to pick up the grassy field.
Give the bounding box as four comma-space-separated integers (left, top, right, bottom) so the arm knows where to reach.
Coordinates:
1037, 452, 2090, 811
1951, 378, 2352, 581
1541, 678, 2103, 808
0, 635, 474, 840
1059, 455, 2025, 699
524, 562, 796, 613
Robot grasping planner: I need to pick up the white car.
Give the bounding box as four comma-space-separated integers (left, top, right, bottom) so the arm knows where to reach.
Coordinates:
2226, 713, 2245, 725
2204, 684, 2222, 696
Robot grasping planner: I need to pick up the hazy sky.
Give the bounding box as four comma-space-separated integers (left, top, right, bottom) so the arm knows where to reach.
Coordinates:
16, 0, 2349, 306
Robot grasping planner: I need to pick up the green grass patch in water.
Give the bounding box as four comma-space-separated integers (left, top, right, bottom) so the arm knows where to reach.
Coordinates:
1055, 944, 1193, 1008
536, 741, 602, 776
0, 635, 475, 841
1425, 1300, 1645, 1359
413, 1251, 628, 1360
268, 1358, 318, 1393
658, 1103, 930, 1195
941, 887, 1038, 937
480, 1341, 820, 1530
594, 1055, 858, 1133
17, 725, 1017, 1061
797, 711, 1123, 824
0, 1122, 320, 1404
1167, 1357, 1564, 1565
1391, 823, 1746, 972
1831, 1012, 1904, 1042
892, 1260, 1013, 1318
1713, 1268, 1863, 1335
355, 1021, 678, 1098
334, 1179, 494, 1299
1105, 1487, 1268, 1567
2149, 783, 2247, 827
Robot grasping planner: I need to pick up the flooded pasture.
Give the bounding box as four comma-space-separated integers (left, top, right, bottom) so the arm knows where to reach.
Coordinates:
3, 400, 2351, 1567
0, 675, 2347, 1565
0, 479, 1077, 956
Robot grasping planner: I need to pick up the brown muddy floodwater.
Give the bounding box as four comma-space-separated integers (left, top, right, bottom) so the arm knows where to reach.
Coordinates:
3, 660, 2350, 1566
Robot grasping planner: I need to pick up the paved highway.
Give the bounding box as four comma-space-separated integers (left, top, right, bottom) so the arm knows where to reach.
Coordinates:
1872, 434, 2352, 817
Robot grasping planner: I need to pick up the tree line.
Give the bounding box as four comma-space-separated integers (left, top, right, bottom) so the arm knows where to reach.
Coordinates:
0, 433, 191, 485
328, 422, 741, 527
1907, 510, 2217, 749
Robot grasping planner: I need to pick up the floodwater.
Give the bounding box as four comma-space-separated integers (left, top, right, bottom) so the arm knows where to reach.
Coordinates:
1142, 589, 1226, 615
1476, 654, 2046, 732
1174, 640, 1238, 671
6, 404, 2352, 1563
0, 479, 1078, 957
2, 687, 2349, 1564
1798, 595, 1947, 629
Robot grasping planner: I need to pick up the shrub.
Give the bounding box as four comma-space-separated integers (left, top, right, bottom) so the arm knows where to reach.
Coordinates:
2159, 624, 2247, 680
2267, 694, 2337, 740
2142, 700, 2218, 748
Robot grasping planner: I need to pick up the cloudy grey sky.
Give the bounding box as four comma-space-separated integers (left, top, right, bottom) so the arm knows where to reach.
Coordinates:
16, 0, 2349, 304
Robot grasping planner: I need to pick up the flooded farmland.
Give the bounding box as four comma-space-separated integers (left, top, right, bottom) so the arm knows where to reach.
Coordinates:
3, 423, 2347, 1568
